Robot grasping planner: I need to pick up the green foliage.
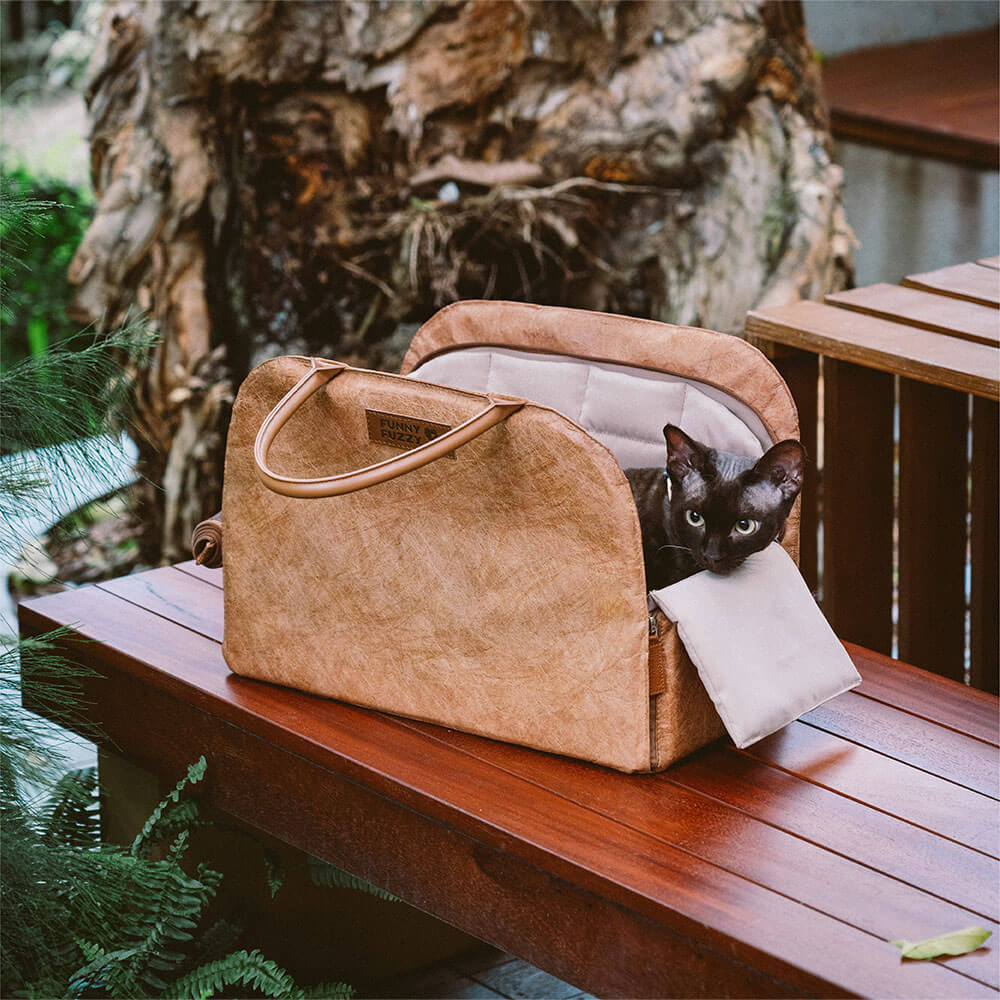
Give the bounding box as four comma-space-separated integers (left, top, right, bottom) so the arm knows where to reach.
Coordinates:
2, 748, 355, 999
0, 190, 356, 1000
130, 756, 208, 857
163, 951, 354, 1000
890, 926, 991, 961
308, 856, 401, 902
0, 322, 152, 563
0, 165, 93, 367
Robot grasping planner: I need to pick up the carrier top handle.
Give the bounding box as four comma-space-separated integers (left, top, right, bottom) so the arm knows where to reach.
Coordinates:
254, 357, 524, 498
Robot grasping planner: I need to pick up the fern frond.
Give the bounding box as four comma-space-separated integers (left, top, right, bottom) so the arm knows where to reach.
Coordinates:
131, 756, 207, 857
307, 857, 400, 902
43, 766, 99, 849
302, 981, 356, 999
263, 849, 285, 898
162, 949, 302, 999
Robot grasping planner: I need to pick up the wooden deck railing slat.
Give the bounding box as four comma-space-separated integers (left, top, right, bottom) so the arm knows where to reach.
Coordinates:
821, 360, 895, 653
902, 263, 1000, 309
825, 284, 1000, 347
970, 398, 1000, 694
896, 380, 970, 682
746, 300, 1000, 400
747, 260, 999, 691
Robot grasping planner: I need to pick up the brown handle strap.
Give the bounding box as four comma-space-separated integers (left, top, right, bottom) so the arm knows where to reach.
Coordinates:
254, 358, 524, 498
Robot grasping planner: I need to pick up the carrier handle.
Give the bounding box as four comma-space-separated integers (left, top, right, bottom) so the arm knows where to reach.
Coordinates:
254, 358, 524, 498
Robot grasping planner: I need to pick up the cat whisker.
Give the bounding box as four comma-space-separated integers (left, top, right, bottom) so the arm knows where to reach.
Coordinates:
655, 544, 691, 554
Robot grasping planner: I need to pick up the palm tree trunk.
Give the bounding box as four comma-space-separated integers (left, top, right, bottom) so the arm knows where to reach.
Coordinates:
70, 0, 852, 563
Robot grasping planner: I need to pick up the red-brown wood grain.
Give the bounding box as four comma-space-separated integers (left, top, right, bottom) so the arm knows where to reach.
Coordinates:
846, 642, 999, 746
821, 359, 895, 653
801, 691, 999, 798
820, 27, 999, 167
18, 571, 1000, 998
826, 284, 1000, 348
670, 749, 998, 922
746, 259, 1000, 697
903, 263, 1000, 310
970, 398, 1000, 695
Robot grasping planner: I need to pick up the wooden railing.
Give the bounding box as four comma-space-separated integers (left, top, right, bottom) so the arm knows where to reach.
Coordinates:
747, 259, 999, 693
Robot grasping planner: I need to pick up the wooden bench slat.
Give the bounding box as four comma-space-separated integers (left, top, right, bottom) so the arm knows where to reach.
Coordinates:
89, 569, 1000, 847
746, 300, 1000, 400
903, 263, 1000, 309
979, 257, 1000, 271
169, 564, 1000, 740
847, 642, 1000, 747
801, 692, 999, 798
98, 567, 224, 641
826, 284, 1000, 347
671, 748, 998, 922
396, 717, 999, 989
21, 587, 993, 999
174, 559, 223, 588
104, 569, 997, 801
744, 723, 997, 857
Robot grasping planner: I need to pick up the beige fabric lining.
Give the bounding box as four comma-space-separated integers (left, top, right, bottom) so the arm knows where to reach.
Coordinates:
411, 347, 767, 471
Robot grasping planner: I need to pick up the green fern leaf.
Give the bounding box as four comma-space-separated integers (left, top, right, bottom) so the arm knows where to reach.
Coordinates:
130, 757, 207, 858
307, 857, 400, 901
164, 949, 305, 999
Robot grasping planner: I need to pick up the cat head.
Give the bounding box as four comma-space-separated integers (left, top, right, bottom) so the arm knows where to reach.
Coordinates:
663, 424, 805, 575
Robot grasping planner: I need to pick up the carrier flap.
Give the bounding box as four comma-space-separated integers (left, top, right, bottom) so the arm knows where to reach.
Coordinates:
649, 543, 860, 748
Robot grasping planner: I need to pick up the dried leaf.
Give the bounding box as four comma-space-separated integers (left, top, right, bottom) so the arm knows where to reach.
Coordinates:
890, 927, 991, 961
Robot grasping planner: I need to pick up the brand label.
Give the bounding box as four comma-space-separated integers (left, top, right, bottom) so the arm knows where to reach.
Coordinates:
365, 409, 455, 458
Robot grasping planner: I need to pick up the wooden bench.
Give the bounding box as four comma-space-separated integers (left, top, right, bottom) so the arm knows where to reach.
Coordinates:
19, 562, 1000, 998
746, 257, 999, 693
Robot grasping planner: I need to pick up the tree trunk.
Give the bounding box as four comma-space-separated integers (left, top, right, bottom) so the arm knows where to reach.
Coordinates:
70, 0, 852, 564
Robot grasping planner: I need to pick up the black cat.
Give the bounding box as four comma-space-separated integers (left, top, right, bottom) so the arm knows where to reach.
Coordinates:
626, 424, 805, 590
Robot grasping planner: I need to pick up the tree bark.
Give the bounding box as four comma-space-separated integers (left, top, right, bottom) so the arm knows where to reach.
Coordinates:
70, 0, 852, 563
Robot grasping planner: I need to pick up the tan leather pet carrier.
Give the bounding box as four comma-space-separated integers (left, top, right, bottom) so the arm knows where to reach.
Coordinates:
210, 301, 858, 773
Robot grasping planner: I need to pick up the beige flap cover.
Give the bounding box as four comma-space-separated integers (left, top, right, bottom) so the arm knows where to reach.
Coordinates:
222, 356, 652, 772
651, 543, 861, 748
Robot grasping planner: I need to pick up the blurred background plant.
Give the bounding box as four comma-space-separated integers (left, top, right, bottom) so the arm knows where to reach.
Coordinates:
1, 166, 93, 367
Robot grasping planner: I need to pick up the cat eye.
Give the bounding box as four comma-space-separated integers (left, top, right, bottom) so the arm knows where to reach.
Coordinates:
735, 518, 759, 535
685, 510, 704, 527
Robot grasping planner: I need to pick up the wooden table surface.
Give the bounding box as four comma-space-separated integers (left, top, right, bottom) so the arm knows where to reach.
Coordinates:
820, 26, 999, 167
19, 563, 1000, 999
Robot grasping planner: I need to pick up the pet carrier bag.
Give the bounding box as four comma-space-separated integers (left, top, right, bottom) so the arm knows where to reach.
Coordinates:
212, 301, 858, 773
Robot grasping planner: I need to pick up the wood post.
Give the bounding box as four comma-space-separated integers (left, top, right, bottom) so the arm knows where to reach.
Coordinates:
897, 382, 969, 682
821, 360, 894, 654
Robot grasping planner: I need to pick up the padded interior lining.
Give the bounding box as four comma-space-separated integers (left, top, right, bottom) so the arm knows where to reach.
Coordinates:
410, 346, 769, 470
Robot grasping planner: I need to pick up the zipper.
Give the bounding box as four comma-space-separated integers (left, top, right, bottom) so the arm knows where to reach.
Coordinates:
648, 612, 659, 638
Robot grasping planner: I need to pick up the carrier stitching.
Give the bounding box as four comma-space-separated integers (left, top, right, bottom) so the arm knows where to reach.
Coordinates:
588, 426, 664, 448
677, 382, 690, 433
576, 361, 595, 426
485, 350, 495, 395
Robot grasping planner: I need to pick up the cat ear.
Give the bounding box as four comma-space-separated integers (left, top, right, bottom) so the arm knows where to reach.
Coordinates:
754, 440, 805, 500
663, 424, 706, 480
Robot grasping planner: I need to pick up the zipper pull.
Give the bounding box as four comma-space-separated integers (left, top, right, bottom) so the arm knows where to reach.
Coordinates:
648, 613, 659, 637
